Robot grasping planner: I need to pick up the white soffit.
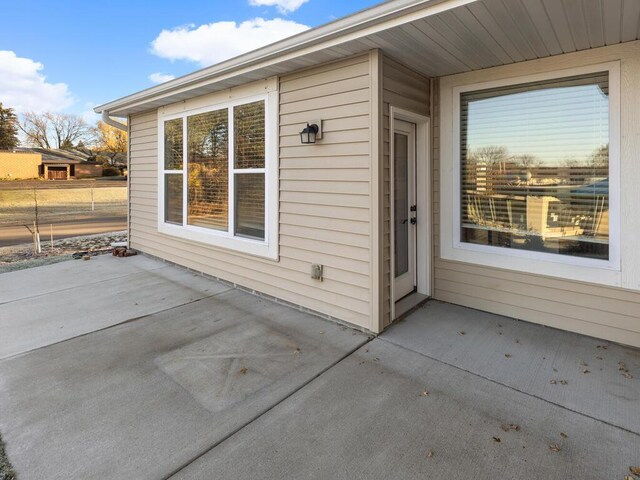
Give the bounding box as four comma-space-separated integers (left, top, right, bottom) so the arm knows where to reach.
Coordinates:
98, 0, 640, 116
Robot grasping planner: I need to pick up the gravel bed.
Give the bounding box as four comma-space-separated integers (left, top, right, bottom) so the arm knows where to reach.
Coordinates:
0, 231, 127, 274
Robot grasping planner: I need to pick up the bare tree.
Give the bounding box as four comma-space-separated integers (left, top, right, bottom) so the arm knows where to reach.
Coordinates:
468, 145, 508, 166
19, 112, 92, 149
513, 154, 541, 169
589, 144, 608, 170
19, 112, 51, 148
51, 113, 91, 149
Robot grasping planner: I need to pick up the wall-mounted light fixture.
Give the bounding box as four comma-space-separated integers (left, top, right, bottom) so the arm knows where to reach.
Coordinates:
300, 120, 322, 144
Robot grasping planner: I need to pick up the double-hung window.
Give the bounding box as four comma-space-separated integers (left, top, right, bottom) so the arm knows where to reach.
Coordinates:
442, 62, 621, 285
159, 93, 278, 259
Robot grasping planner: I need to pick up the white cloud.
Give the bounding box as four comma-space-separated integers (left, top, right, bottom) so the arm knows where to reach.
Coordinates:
80, 102, 100, 124
248, 0, 309, 14
149, 72, 175, 84
0, 50, 74, 113
151, 18, 310, 67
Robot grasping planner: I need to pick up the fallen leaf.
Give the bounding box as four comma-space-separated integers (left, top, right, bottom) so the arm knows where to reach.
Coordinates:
550, 380, 557, 385
596, 356, 603, 360
500, 423, 520, 432
549, 443, 561, 452
583, 369, 590, 374
426, 450, 434, 458
294, 347, 302, 354
239, 367, 248, 375
505, 353, 512, 358
492, 436, 501, 443
458, 331, 466, 335
619, 362, 629, 373
622, 372, 633, 379
580, 361, 588, 367
624, 476, 634, 480
420, 390, 429, 397
559, 380, 568, 385
319, 331, 325, 335
560, 432, 568, 439
630, 467, 640, 475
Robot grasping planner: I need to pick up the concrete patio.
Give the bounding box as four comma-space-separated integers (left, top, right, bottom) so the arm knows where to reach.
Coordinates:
0, 255, 638, 479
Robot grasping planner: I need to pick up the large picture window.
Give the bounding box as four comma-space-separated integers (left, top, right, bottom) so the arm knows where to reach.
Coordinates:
460, 72, 610, 261
159, 93, 276, 258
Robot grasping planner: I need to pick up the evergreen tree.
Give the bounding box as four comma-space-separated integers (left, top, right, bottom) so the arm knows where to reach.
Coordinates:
0, 103, 19, 150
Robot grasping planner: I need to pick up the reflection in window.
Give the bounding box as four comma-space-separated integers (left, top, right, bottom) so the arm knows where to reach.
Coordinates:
164, 118, 183, 170
394, 132, 409, 277
234, 101, 265, 169
187, 109, 228, 231
235, 173, 265, 239
164, 174, 183, 224
162, 98, 268, 245
460, 72, 609, 260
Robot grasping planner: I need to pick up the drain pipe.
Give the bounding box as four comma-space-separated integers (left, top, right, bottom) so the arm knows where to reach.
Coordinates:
101, 111, 127, 131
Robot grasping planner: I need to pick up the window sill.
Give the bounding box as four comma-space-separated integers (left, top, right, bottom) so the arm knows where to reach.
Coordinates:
442, 241, 621, 287
158, 222, 278, 260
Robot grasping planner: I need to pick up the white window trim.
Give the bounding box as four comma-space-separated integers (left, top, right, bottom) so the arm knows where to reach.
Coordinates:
157, 90, 279, 260
441, 61, 621, 286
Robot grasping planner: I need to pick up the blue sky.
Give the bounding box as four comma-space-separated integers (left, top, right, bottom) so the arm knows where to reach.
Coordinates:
0, 0, 379, 122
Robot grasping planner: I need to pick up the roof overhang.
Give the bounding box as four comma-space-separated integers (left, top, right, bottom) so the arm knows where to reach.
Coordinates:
96, 0, 640, 117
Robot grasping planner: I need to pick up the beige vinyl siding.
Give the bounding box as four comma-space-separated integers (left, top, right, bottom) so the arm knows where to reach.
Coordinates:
128, 54, 372, 329
381, 55, 430, 328
433, 42, 640, 348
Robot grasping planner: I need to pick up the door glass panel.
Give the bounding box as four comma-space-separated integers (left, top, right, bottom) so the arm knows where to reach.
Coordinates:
394, 132, 409, 277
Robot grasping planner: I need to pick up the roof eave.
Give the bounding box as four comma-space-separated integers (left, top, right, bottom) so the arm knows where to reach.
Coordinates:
94, 0, 471, 116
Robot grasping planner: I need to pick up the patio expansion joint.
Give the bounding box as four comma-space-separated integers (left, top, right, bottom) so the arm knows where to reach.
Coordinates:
0, 288, 233, 363
0, 264, 170, 306
378, 336, 640, 439
160, 334, 375, 480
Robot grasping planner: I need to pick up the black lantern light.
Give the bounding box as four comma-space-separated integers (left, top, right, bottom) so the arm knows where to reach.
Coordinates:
300, 123, 320, 144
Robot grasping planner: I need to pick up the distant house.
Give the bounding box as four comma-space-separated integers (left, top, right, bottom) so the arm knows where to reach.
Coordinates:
38, 153, 80, 180
0, 151, 41, 179
5, 148, 105, 180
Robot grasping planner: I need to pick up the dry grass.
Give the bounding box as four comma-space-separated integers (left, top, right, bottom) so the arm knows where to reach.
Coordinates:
0, 187, 127, 226
0, 231, 127, 273
0, 186, 127, 207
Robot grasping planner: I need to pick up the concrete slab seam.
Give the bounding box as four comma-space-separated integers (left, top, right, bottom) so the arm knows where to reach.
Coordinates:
0, 264, 170, 306
0, 288, 233, 363
160, 335, 375, 480
379, 336, 640, 438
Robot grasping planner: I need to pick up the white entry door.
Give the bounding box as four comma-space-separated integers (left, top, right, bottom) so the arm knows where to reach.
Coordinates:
393, 120, 417, 301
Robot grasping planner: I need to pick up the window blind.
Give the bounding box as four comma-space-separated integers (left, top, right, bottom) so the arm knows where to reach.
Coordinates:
187, 108, 229, 231
460, 72, 609, 260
